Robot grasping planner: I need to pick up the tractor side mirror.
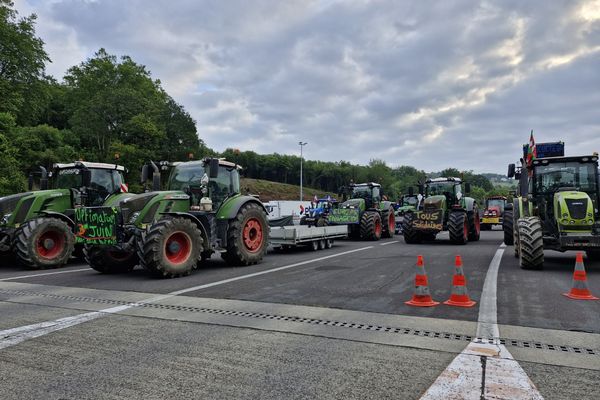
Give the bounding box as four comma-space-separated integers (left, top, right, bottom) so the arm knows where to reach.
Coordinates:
81, 169, 92, 188
465, 182, 471, 194
209, 158, 219, 179
408, 186, 414, 196
152, 172, 161, 191
507, 163, 516, 178
141, 164, 149, 184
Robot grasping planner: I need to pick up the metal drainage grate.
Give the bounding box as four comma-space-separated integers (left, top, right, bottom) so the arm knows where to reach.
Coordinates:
0, 288, 597, 356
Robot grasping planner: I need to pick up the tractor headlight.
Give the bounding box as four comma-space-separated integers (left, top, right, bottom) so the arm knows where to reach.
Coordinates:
589, 219, 594, 225
570, 220, 575, 225
0, 213, 11, 225
562, 213, 569, 218
129, 211, 141, 224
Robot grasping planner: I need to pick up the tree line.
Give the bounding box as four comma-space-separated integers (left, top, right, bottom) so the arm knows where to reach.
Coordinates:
0, 1, 510, 205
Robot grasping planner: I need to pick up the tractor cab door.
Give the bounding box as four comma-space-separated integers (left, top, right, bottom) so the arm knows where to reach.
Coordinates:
371, 186, 381, 209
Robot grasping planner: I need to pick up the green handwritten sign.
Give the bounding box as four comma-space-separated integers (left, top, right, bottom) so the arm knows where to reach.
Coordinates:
413, 210, 443, 231
74, 207, 118, 245
329, 208, 360, 224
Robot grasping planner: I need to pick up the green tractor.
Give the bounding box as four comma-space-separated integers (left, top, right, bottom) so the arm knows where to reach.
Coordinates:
0, 161, 133, 268
328, 182, 395, 240
402, 177, 480, 244
504, 149, 600, 269
80, 158, 269, 277
395, 191, 419, 234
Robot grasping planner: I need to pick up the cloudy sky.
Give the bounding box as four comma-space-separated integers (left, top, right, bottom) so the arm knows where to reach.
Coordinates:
14, 0, 600, 173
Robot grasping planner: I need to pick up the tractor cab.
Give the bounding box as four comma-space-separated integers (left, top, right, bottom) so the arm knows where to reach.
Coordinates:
167, 158, 241, 211
423, 177, 466, 213
347, 183, 381, 210
51, 162, 127, 207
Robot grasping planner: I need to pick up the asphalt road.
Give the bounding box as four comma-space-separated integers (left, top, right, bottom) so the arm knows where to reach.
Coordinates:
0, 229, 598, 399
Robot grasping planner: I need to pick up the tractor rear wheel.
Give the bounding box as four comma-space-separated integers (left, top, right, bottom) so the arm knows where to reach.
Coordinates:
503, 209, 514, 245
517, 217, 544, 270
467, 209, 480, 241
222, 202, 269, 266
84, 245, 138, 274
359, 211, 382, 241
402, 213, 422, 244
448, 211, 468, 245
142, 218, 203, 278
14, 217, 75, 269
382, 207, 395, 238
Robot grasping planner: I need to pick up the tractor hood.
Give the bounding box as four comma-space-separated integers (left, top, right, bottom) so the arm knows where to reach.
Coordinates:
423, 195, 446, 212
0, 192, 32, 216
554, 190, 595, 230
341, 198, 365, 211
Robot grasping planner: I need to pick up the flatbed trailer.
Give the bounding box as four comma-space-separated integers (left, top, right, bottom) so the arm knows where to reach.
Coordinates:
269, 225, 348, 251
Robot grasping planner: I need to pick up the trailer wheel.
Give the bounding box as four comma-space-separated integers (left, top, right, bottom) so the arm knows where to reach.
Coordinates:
14, 217, 75, 269
222, 202, 269, 266
84, 245, 137, 274
311, 240, 319, 251
325, 239, 333, 249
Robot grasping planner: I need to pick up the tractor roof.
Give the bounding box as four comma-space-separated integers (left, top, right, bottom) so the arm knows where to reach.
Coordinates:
351, 182, 381, 187
426, 177, 462, 183
487, 195, 507, 200
54, 161, 126, 171
172, 158, 243, 170
532, 155, 599, 165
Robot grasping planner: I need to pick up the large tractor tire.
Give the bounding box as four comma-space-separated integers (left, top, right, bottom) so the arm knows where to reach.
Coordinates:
359, 211, 382, 241
402, 213, 422, 244
382, 207, 395, 238
448, 211, 468, 245
84, 245, 138, 274
142, 218, 203, 278
503, 209, 514, 245
517, 217, 544, 270
14, 217, 75, 269
467, 208, 481, 242
222, 202, 269, 266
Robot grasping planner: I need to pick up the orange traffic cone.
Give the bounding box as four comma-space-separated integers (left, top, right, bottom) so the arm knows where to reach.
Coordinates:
563, 252, 598, 300
444, 255, 476, 307
405, 255, 440, 307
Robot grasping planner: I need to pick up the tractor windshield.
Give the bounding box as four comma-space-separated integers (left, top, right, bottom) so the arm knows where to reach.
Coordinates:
352, 186, 380, 203
169, 164, 206, 190
402, 196, 418, 206
487, 199, 505, 211
54, 168, 124, 205
427, 182, 456, 196
534, 162, 598, 194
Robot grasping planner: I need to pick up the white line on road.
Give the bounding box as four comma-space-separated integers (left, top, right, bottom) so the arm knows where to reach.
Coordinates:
420, 244, 544, 400
0, 268, 91, 282
379, 241, 399, 246
0, 246, 373, 350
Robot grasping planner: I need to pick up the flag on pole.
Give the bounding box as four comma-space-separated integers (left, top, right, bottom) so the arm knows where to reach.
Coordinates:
526, 130, 537, 167
313, 194, 318, 203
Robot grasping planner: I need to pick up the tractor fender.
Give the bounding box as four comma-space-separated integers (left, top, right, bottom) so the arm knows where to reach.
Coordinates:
159, 212, 210, 251
462, 197, 477, 212
380, 200, 394, 212
37, 211, 75, 228
216, 195, 268, 220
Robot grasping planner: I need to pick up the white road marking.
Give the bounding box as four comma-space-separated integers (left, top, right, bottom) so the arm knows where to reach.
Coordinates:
0, 268, 91, 282
420, 244, 544, 400
0, 246, 373, 349
379, 240, 399, 246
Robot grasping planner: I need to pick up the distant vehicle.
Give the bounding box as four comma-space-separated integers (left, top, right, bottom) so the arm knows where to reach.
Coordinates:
263, 200, 312, 224
300, 196, 338, 227
395, 192, 419, 234
481, 196, 507, 230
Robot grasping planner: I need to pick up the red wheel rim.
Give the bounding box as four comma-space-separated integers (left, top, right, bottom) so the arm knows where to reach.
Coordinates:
36, 229, 65, 259
243, 218, 264, 253
388, 213, 395, 233
375, 218, 382, 237
165, 232, 192, 264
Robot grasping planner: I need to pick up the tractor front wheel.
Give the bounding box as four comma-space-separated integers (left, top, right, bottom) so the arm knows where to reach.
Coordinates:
142, 218, 203, 278
448, 211, 468, 245
359, 211, 382, 241
517, 217, 544, 270
467, 209, 481, 242
402, 213, 422, 244
222, 202, 269, 266
85, 245, 138, 274
382, 207, 395, 238
14, 217, 75, 269
586, 250, 600, 261
503, 209, 514, 245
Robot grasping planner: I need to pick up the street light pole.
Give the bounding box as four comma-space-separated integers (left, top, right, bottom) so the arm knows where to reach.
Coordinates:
299, 141, 307, 201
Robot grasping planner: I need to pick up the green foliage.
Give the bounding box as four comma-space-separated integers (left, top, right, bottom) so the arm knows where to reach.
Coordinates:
0, 132, 26, 195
